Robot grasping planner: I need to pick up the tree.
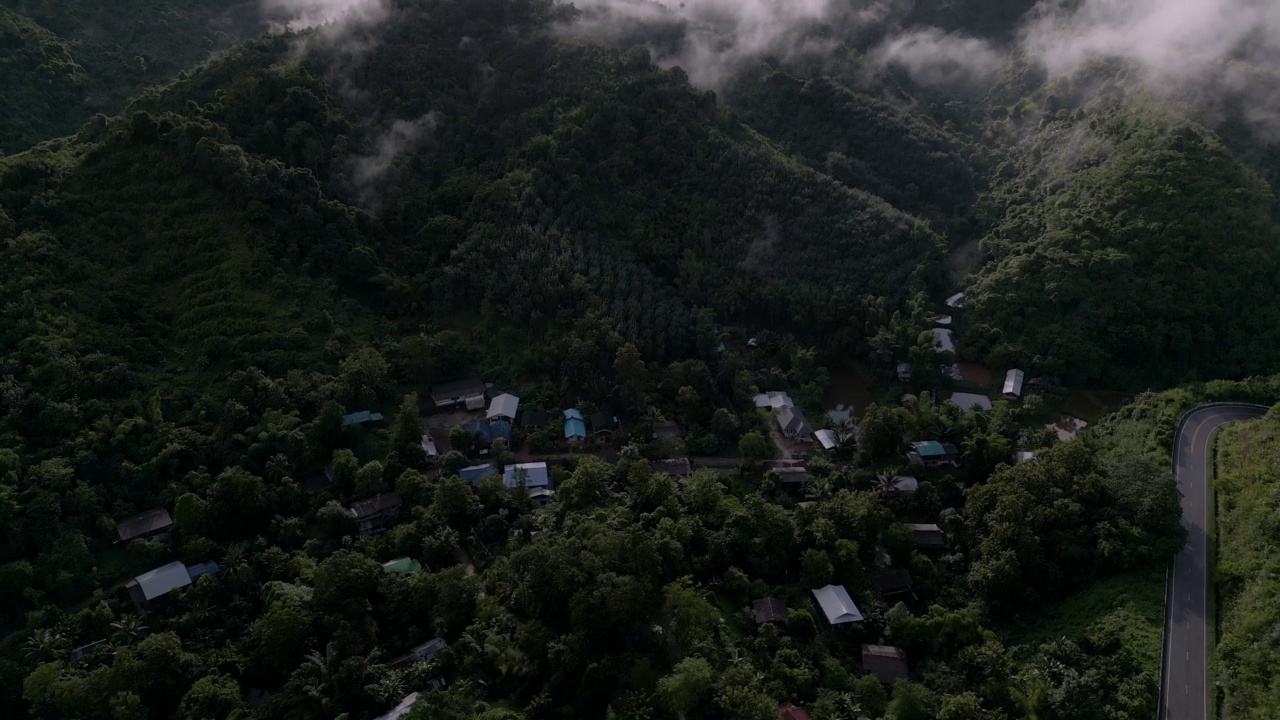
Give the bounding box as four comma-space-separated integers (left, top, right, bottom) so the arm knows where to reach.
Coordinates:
661, 578, 720, 658
739, 431, 773, 466
178, 673, 244, 720
800, 548, 834, 588
391, 392, 422, 465
332, 449, 358, 495
354, 460, 386, 498
314, 400, 346, 452
859, 403, 904, 462
657, 656, 714, 720
887, 681, 934, 720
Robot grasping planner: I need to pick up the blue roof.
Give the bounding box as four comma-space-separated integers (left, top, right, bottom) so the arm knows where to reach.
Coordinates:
564, 418, 587, 439
464, 421, 513, 444
563, 408, 584, 421
503, 463, 551, 489
186, 562, 219, 580
342, 411, 385, 426
459, 463, 497, 485
911, 441, 947, 457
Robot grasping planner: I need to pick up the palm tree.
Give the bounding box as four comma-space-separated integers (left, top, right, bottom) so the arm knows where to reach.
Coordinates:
110, 616, 148, 646
1010, 677, 1051, 720
24, 629, 69, 663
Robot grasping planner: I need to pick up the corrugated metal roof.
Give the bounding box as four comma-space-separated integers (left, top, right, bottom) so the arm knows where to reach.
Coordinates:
131, 561, 191, 601
811, 584, 863, 624
487, 393, 520, 419
116, 508, 172, 542
504, 462, 550, 489
563, 417, 586, 439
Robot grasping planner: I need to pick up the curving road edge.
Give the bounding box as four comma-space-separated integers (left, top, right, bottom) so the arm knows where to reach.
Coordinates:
1161, 403, 1268, 720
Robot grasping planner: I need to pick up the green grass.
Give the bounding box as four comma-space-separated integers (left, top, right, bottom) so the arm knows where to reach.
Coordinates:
1005, 565, 1167, 668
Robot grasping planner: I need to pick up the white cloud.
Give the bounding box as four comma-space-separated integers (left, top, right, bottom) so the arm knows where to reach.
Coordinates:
870, 28, 1006, 89
259, 0, 388, 32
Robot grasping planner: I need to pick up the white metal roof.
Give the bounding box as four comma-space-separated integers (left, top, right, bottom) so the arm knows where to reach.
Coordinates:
945, 292, 965, 308
812, 584, 863, 624
487, 393, 520, 419
132, 561, 191, 601
890, 476, 919, 492
1003, 369, 1025, 397
753, 391, 794, 409
814, 429, 839, 451
420, 434, 439, 457
374, 693, 420, 720
949, 392, 992, 412
931, 328, 956, 354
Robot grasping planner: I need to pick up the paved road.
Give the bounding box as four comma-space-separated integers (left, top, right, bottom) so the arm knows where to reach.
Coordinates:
1162, 404, 1267, 720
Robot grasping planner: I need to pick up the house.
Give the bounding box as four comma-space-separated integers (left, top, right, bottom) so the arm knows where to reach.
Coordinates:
769, 466, 811, 485
933, 314, 953, 326
753, 391, 795, 409
907, 441, 959, 467
487, 393, 520, 423
652, 421, 684, 440
464, 419, 512, 445
116, 508, 173, 543
374, 693, 420, 720
778, 704, 813, 720
945, 292, 965, 308
650, 458, 693, 477
904, 523, 948, 549
186, 562, 220, 581
871, 568, 914, 597
896, 362, 912, 382
1016, 451, 1037, 463
880, 475, 918, 496
752, 596, 788, 624
590, 412, 618, 438
563, 409, 587, 442
382, 557, 423, 575
421, 434, 439, 464
1003, 369, 1025, 398
528, 487, 555, 508
349, 492, 403, 536
503, 462, 551, 489
390, 638, 447, 669
69, 639, 108, 664
126, 561, 192, 609
931, 328, 956, 354
814, 429, 839, 452
1047, 416, 1088, 442
862, 644, 910, 684
811, 584, 863, 625
459, 463, 497, 485
520, 409, 550, 432
430, 377, 487, 409
777, 406, 814, 441
342, 410, 385, 427
949, 392, 992, 412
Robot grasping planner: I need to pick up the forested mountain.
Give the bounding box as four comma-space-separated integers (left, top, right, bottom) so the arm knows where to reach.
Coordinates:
3, 0, 1280, 719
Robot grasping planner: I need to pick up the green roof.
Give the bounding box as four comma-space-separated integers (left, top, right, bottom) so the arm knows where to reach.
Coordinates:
382, 557, 423, 575
912, 441, 947, 457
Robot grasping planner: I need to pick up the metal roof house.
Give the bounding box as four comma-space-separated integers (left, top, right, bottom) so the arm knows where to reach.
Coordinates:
777, 406, 814, 441
907, 441, 959, 467
350, 493, 403, 536
590, 412, 618, 437
753, 596, 788, 624
931, 328, 956, 354
896, 362, 912, 382
487, 393, 520, 422
904, 523, 948, 548
1003, 369, 1025, 398
126, 561, 191, 608
382, 557, 423, 575
116, 508, 173, 543
459, 463, 498, 485
814, 429, 839, 452
520, 409, 550, 432
430, 377, 487, 409
563, 409, 587, 442
753, 391, 795, 409
503, 462, 551, 489
374, 693, 420, 720
945, 292, 965, 308
390, 638, 447, 669
342, 410, 385, 427
811, 584, 864, 625
186, 562, 220, 581
779, 704, 813, 720
464, 420, 512, 444
421, 434, 439, 463
949, 392, 992, 412
871, 568, 914, 597
862, 644, 910, 684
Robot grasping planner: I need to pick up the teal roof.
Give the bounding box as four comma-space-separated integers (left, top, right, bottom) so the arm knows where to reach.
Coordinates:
342, 411, 385, 426
564, 417, 587, 439
563, 408, 584, 421
382, 557, 423, 575
912, 441, 947, 457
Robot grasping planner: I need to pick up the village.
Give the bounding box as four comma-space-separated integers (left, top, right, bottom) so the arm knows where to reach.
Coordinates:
91, 287, 1110, 720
